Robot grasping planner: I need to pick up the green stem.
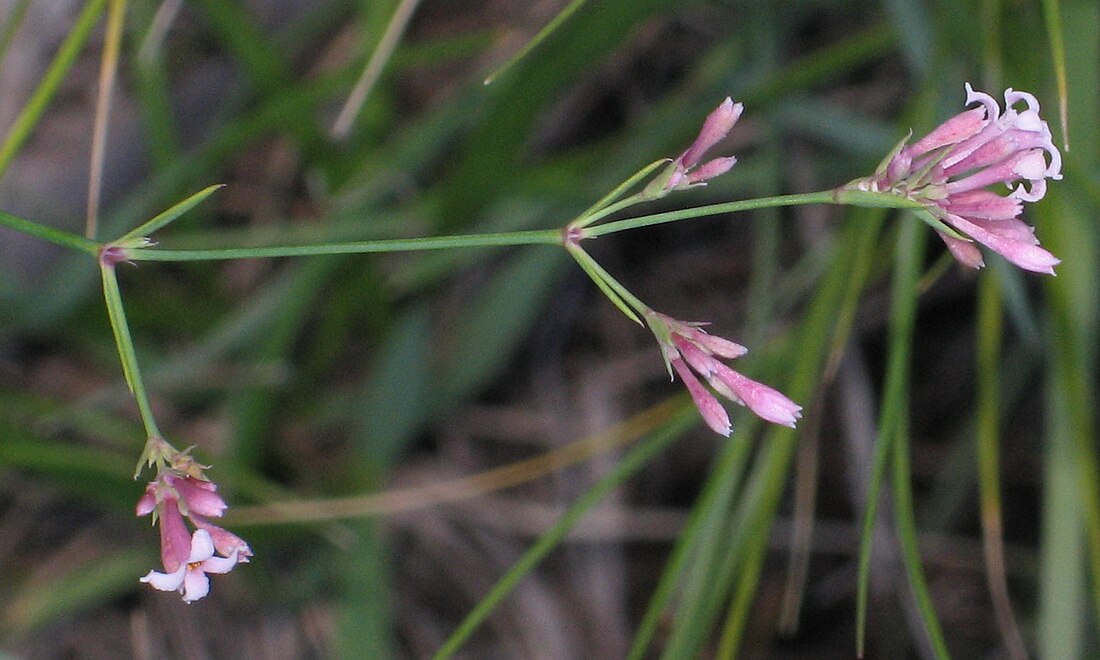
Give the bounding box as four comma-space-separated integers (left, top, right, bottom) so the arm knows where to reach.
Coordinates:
126, 228, 563, 261
588, 192, 831, 237
100, 264, 162, 442
566, 159, 668, 230
564, 244, 648, 324
0, 210, 101, 255
586, 188, 922, 238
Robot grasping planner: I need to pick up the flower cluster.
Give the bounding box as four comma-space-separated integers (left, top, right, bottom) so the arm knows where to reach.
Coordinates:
850, 84, 1062, 274
646, 311, 802, 436
136, 441, 251, 603
664, 97, 742, 190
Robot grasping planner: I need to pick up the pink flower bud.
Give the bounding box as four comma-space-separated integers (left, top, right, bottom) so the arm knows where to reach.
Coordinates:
938, 233, 986, 270
192, 515, 254, 562
169, 475, 228, 518
671, 358, 731, 436
665, 98, 743, 191
678, 98, 742, 170
647, 311, 800, 435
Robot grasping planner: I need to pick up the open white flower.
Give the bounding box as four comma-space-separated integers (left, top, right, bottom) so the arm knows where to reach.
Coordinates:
140, 529, 240, 603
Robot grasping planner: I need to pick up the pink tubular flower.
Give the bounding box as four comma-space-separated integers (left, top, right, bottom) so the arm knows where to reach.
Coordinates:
646, 311, 802, 436
137, 454, 251, 601
851, 84, 1062, 274
140, 529, 240, 603
665, 97, 743, 189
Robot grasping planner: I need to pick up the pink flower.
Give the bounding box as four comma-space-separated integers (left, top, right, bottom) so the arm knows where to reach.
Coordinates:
853, 84, 1062, 274
646, 312, 802, 436
666, 97, 743, 189
140, 529, 240, 603
137, 465, 251, 599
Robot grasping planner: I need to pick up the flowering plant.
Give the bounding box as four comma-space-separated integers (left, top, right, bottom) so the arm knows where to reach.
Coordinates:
846, 84, 1062, 274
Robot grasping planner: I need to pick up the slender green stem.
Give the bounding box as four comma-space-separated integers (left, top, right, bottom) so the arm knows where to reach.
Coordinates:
0, 210, 101, 255
565, 244, 647, 324
126, 228, 564, 261
100, 264, 162, 442
116, 184, 225, 243
572, 192, 647, 230
586, 191, 833, 237
568, 159, 666, 229
0, 0, 108, 179
585, 189, 921, 238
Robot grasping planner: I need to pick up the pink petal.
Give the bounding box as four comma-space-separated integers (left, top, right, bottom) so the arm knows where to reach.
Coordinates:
135, 484, 157, 517
945, 150, 1041, 196
695, 335, 748, 359
171, 476, 228, 518
948, 214, 1060, 274
944, 190, 1021, 220
673, 335, 721, 378
671, 358, 731, 437
685, 157, 737, 184
965, 83, 1001, 120
677, 98, 742, 170
960, 215, 1039, 244
908, 107, 987, 157
159, 500, 192, 573
1004, 88, 1040, 114
713, 363, 802, 427
937, 232, 985, 269
191, 515, 254, 562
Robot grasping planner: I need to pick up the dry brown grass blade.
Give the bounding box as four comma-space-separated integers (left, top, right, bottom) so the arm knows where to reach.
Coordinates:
85, 0, 126, 240
228, 398, 683, 525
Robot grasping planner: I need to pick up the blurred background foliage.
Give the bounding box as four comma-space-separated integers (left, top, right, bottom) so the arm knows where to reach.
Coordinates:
0, 0, 1097, 657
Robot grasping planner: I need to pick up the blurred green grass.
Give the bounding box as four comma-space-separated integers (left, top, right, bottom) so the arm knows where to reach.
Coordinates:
0, 0, 1096, 657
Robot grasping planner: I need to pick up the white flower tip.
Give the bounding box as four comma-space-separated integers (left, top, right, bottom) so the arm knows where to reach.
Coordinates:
140, 566, 186, 592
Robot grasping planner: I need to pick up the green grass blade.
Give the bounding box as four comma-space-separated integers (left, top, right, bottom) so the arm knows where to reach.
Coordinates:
482, 0, 591, 85
886, 219, 949, 659
627, 429, 754, 660
0, 0, 32, 69
1041, 0, 1070, 150
331, 0, 420, 138
892, 422, 951, 659
115, 184, 225, 242
976, 271, 1028, 659
659, 209, 885, 659
1, 549, 148, 637
1036, 2, 1099, 651
0, 0, 107, 179
432, 404, 696, 659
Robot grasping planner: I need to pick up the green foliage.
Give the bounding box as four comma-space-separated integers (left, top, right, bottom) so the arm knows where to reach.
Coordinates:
0, 0, 1094, 657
